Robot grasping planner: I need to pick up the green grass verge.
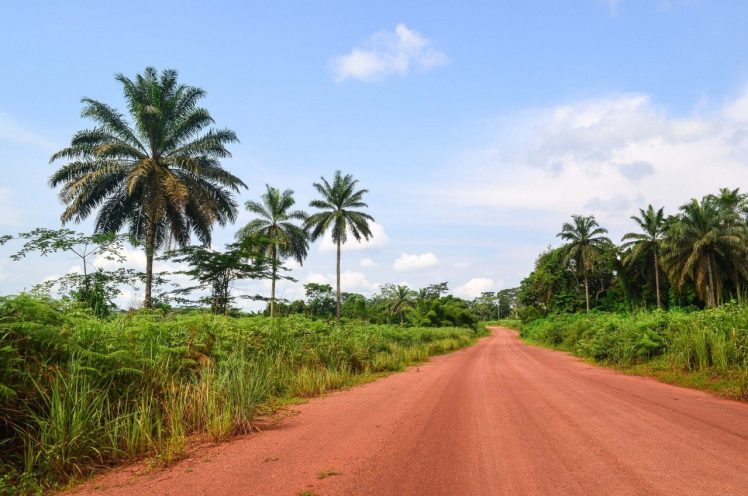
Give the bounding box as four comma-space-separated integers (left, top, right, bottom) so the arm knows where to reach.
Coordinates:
0, 295, 484, 494
516, 305, 748, 401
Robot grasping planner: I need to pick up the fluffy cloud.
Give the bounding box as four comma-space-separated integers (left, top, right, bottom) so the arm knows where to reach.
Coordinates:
330, 24, 448, 82
319, 222, 389, 252
360, 257, 377, 268
454, 277, 495, 299
441, 90, 748, 237
340, 270, 379, 293
393, 252, 439, 272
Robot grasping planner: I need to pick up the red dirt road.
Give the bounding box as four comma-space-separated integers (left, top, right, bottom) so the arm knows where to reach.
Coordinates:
73, 327, 748, 496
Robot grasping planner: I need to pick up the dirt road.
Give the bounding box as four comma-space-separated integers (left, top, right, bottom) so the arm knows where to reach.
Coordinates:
73, 327, 748, 496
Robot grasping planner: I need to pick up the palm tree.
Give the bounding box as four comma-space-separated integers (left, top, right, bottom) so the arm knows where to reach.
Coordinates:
388, 285, 416, 324
557, 215, 610, 312
236, 185, 308, 316
662, 198, 748, 307
708, 187, 748, 223
621, 205, 667, 308
306, 171, 374, 321
50, 68, 245, 307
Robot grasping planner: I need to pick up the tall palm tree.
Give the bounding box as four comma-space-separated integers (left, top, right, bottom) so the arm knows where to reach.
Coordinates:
662, 198, 748, 307
557, 215, 610, 312
306, 171, 374, 321
236, 185, 308, 316
388, 285, 416, 324
50, 67, 246, 307
50, 68, 246, 307
621, 205, 667, 308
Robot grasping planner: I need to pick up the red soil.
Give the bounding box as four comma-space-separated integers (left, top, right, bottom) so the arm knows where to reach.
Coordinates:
70, 327, 748, 495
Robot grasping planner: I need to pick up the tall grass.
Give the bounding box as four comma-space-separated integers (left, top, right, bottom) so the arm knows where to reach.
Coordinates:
0, 295, 481, 493
520, 304, 748, 397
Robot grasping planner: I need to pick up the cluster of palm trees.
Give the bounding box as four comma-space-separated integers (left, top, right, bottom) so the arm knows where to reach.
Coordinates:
556, 188, 748, 311
48, 67, 374, 319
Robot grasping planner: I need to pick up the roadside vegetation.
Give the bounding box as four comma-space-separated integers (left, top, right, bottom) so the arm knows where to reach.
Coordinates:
0, 67, 492, 494
0, 295, 483, 493
508, 188, 748, 400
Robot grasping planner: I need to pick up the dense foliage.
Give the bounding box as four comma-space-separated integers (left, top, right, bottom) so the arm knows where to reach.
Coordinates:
517, 306, 748, 398
0, 295, 482, 493
519, 188, 748, 316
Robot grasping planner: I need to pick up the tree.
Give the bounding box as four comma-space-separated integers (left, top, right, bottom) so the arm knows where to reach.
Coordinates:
662, 198, 748, 307
305, 171, 374, 321
557, 215, 611, 312
49, 67, 246, 308
304, 283, 336, 318
387, 285, 416, 324
236, 185, 308, 316
621, 205, 667, 308
165, 239, 273, 314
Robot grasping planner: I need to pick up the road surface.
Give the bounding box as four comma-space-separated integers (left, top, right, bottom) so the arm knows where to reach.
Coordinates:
73, 327, 748, 496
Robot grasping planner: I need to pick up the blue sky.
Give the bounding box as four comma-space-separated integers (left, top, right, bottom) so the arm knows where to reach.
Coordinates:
2, 0, 748, 306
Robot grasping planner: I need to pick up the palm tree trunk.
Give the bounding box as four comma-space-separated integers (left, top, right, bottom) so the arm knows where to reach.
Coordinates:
706, 257, 716, 308
584, 274, 590, 312
654, 250, 662, 309
270, 245, 277, 317
336, 238, 341, 322
144, 223, 156, 308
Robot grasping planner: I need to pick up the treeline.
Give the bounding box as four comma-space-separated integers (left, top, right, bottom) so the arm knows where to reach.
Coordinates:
518, 188, 748, 319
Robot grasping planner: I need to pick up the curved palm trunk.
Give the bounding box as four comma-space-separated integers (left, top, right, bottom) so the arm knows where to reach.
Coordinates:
144, 223, 156, 308
654, 250, 662, 309
584, 274, 590, 312
336, 238, 341, 322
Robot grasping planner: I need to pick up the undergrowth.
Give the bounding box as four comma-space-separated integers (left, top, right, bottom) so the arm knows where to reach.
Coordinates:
0, 294, 482, 494
519, 304, 748, 399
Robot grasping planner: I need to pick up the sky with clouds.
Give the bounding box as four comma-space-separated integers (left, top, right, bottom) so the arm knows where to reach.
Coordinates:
1, 0, 748, 308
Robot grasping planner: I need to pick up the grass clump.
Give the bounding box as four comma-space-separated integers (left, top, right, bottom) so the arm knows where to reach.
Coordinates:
0, 294, 480, 494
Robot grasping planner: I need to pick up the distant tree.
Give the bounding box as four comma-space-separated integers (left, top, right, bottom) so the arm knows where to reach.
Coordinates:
305, 171, 374, 321
236, 185, 308, 316
557, 215, 611, 312
49, 67, 245, 308
387, 285, 416, 324
165, 239, 272, 314
9, 228, 131, 315
621, 205, 667, 308
304, 283, 336, 318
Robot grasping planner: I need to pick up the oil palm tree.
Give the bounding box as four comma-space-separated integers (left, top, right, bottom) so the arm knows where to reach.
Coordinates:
708, 187, 748, 223
388, 285, 416, 324
662, 198, 748, 307
50, 68, 246, 307
236, 185, 308, 316
305, 171, 374, 321
557, 215, 610, 312
621, 205, 667, 308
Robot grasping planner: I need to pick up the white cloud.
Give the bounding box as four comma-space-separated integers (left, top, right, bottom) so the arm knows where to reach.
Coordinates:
340, 270, 379, 293
360, 257, 377, 268
454, 277, 495, 299
330, 24, 448, 82
441, 89, 748, 237
393, 252, 439, 272
306, 272, 331, 285
319, 222, 389, 252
